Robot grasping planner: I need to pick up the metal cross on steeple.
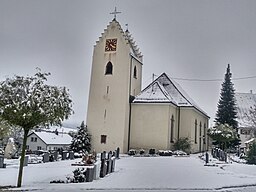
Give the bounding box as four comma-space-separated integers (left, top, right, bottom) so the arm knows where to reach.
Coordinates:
110, 7, 121, 20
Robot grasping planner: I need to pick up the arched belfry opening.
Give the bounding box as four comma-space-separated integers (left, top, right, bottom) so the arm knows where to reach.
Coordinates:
105, 61, 113, 75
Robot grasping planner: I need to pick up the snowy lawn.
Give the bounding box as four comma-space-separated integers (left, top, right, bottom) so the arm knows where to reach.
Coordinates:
1, 155, 256, 191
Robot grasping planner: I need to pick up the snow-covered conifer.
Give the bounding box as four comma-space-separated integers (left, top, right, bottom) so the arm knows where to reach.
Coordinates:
215, 64, 238, 129
70, 121, 91, 154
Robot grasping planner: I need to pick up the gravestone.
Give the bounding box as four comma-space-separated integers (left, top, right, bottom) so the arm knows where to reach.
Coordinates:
108, 151, 112, 159
100, 152, 104, 161
53, 151, 58, 161
100, 159, 107, 178
49, 154, 54, 162
111, 157, 115, 172
103, 151, 106, 159
43, 152, 49, 163
62, 151, 68, 160
205, 152, 209, 164
106, 158, 112, 174
93, 161, 101, 180
116, 147, 120, 159
86, 166, 94, 182
23, 155, 29, 166
69, 151, 74, 160
0, 155, 5, 168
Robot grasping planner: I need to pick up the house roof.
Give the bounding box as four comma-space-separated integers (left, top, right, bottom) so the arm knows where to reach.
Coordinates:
235, 92, 256, 127
133, 73, 208, 117
244, 138, 255, 144
30, 131, 72, 145
37, 126, 78, 134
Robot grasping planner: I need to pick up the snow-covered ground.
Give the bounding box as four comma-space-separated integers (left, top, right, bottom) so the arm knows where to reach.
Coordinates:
1, 154, 256, 191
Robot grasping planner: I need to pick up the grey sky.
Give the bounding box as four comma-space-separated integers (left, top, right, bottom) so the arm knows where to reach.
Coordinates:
1, 0, 256, 126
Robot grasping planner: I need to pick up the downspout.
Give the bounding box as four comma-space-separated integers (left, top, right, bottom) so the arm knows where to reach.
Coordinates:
177, 106, 181, 139
127, 55, 133, 152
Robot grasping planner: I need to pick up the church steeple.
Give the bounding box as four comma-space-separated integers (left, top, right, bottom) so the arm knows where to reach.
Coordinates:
86, 15, 143, 153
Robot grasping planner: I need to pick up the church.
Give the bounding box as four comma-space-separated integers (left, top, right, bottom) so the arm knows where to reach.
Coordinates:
86, 14, 209, 154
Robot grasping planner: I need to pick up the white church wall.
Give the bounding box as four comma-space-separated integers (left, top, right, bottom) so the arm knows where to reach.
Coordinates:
130, 103, 171, 150
179, 108, 208, 153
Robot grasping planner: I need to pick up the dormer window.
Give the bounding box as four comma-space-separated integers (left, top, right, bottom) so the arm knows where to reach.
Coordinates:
105, 62, 113, 75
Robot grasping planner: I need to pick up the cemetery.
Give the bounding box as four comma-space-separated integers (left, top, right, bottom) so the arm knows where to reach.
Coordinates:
65, 148, 120, 183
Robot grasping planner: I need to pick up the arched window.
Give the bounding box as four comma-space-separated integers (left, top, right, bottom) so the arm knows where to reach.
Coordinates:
133, 66, 137, 78
170, 115, 175, 143
105, 61, 113, 75
195, 119, 197, 144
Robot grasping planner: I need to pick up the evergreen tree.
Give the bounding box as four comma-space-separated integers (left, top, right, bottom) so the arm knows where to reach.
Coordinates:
215, 64, 238, 129
70, 121, 91, 153
208, 124, 238, 150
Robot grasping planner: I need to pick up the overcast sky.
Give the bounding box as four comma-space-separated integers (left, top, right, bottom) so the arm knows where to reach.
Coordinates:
1, 0, 256, 127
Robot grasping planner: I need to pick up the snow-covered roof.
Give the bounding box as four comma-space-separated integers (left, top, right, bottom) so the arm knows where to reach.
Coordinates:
134, 73, 208, 117
38, 126, 78, 134
124, 29, 143, 60
235, 92, 256, 128
244, 138, 255, 144
30, 131, 72, 145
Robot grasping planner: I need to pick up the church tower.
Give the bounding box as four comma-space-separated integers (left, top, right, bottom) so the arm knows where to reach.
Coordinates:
86, 15, 143, 153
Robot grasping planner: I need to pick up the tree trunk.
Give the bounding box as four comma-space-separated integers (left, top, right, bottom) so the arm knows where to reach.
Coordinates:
17, 129, 29, 187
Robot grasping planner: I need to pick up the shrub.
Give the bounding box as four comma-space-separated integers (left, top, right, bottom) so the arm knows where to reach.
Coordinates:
139, 149, 145, 155
128, 149, 136, 156
173, 137, 191, 153
246, 142, 256, 165
149, 148, 156, 155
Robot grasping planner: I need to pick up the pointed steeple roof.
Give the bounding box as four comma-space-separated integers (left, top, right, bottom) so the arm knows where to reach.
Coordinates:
95, 19, 143, 61
134, 73, 208, 117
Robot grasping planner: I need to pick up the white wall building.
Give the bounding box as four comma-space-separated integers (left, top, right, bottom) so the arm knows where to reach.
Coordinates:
235, 91, 256, 151
27, 131, 72, 152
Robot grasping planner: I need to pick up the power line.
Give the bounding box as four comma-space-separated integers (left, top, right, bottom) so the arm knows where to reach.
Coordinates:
170, 75, 256, 82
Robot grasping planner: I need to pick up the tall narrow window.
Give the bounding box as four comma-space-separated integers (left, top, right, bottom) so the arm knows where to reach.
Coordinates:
105, 61, 113, 75
133, 66, 137, 78
204, 123, 206, 144
199, 122, 202, 152
199, 122, 202, 137
106, 86, 109, 94
104, 109, 107, 119
195, 119, 197, 144
170, 115, 175, 143
101, 135, 107, 144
